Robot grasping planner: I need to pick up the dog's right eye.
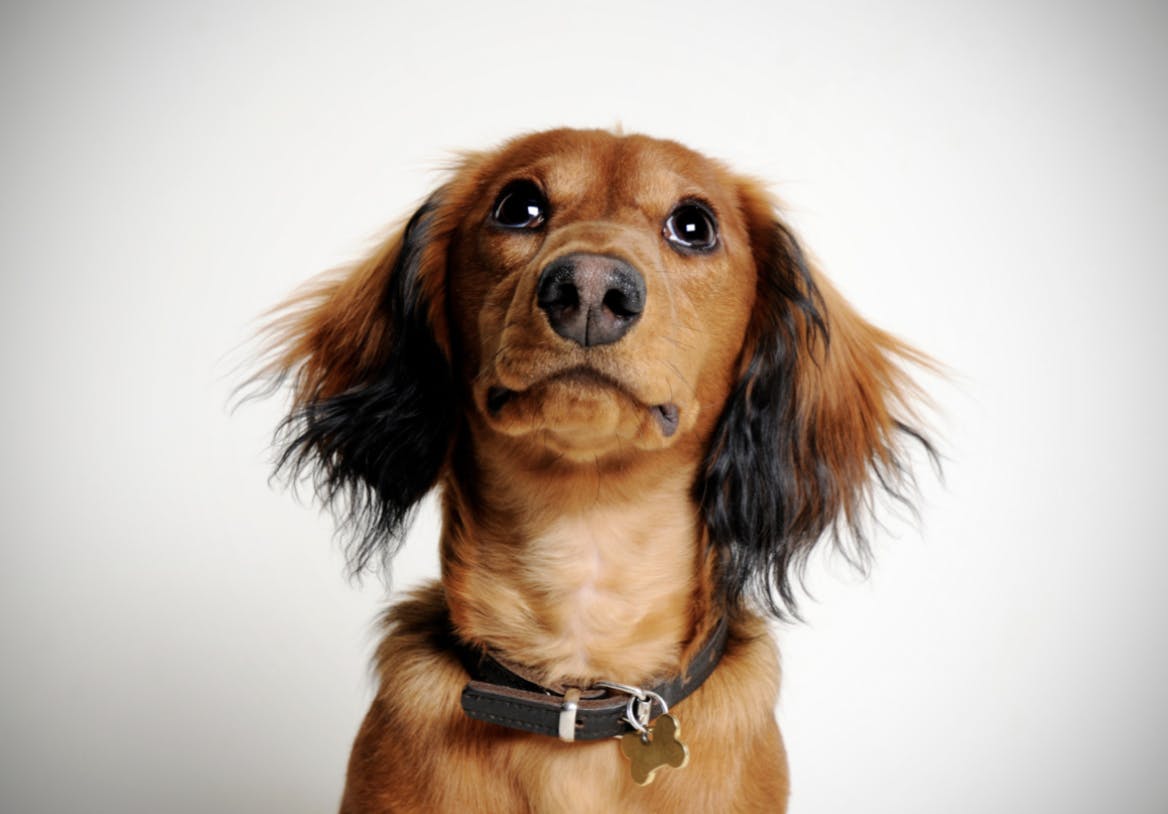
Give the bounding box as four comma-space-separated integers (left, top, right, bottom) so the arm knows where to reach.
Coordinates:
491, 180, 547, 229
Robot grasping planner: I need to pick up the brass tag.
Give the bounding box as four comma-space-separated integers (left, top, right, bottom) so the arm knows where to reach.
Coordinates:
618, 714, 690, 785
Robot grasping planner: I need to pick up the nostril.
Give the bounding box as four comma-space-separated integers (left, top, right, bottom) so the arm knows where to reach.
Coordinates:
603, 264, 646, 323
537, 266, 580, 312
549, 281, 579, 310
603, 286, 642, 320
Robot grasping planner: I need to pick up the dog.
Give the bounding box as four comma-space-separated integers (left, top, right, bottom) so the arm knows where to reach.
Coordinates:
259, 128, 933, 812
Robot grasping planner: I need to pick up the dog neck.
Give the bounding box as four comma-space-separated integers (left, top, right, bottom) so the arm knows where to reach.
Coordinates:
440, 431, 715, 688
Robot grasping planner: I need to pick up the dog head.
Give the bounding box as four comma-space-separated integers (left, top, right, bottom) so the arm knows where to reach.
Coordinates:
261, 128, 932, 617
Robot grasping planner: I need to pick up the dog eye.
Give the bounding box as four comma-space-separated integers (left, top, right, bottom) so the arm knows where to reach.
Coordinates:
491, 180, 547, 229
664, 203, 718, 253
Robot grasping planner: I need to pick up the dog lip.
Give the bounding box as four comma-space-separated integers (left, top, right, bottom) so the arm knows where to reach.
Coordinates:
486, 368, 679, 434
652, 403, 680, 437
548, 366, 624, 391
485, 368, 626, 413
486, 386, 514, 414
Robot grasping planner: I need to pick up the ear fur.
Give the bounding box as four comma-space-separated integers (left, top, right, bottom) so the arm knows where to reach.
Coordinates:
701, 181, 936, 618
262, 193, 456, 576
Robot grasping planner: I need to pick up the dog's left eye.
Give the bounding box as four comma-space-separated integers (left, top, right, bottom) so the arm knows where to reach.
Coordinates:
664, 202, 718, 253
491, 180, 547, 229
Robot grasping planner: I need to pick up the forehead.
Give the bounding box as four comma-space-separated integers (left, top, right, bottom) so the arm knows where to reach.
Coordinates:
477, 130, 736, 213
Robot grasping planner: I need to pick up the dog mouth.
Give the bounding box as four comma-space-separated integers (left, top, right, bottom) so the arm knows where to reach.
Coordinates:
486, 369, 680, 438
486, 386, 515, 414
650, 403, 680, 437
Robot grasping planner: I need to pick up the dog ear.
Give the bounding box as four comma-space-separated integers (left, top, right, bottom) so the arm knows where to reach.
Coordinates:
700, 181, 935, 617
260, 191, 456, 576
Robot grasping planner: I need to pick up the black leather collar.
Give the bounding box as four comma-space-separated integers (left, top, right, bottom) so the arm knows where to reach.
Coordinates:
458, 619, 729, 742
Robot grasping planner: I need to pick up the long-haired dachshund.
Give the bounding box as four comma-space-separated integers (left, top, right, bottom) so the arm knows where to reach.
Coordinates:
259, 128, 932, 812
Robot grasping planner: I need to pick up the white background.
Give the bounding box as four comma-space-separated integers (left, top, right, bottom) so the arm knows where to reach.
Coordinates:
2, 1, 1166, 812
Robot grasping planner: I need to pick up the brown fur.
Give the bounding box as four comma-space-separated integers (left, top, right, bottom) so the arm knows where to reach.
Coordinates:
262, 129, 929, 812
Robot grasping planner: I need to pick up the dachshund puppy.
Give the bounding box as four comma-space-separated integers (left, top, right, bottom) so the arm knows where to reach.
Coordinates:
261, 128, 932, 813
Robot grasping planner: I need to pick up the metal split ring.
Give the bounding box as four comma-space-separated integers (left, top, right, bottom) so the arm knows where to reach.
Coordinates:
594, 681, 669, 736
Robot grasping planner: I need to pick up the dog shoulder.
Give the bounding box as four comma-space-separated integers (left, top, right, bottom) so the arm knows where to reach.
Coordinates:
341, 583, 528, 813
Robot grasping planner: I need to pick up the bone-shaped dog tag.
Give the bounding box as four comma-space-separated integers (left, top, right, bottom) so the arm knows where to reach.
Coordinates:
618, 713, 690, 785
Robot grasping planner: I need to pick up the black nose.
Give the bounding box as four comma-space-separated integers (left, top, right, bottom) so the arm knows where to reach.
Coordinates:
536, 253, 646, 347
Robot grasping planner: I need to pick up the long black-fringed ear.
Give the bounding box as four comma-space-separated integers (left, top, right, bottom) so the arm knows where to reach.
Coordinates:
261, 193, 456, 576
700, 181, 936, 619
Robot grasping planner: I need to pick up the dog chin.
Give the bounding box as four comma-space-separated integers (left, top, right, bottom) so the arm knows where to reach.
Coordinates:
480, 377, 682, 458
